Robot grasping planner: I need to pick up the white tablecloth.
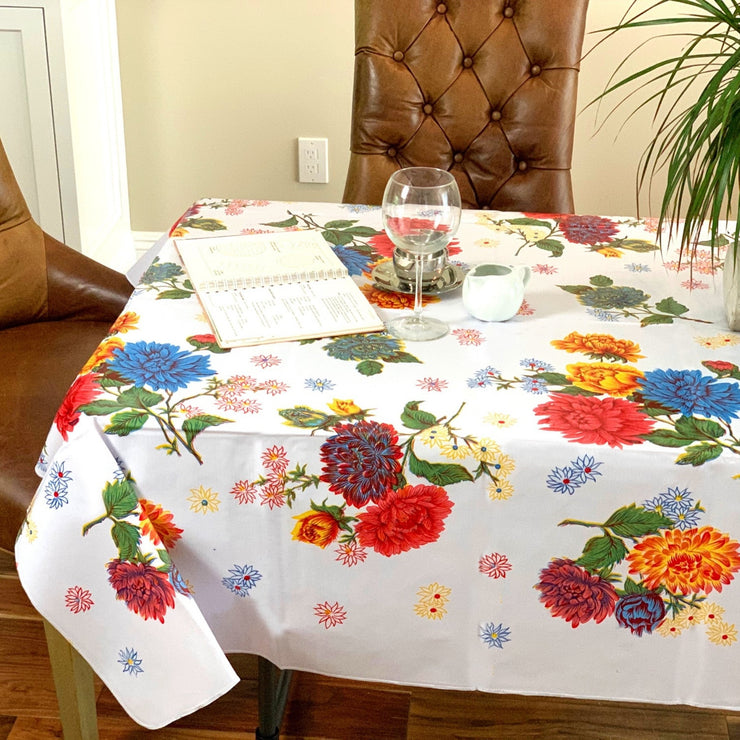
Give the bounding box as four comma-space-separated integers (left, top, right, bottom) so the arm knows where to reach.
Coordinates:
16, 199, 740, 728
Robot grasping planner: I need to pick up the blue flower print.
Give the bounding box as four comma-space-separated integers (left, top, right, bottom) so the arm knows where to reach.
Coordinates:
118, 647, 143, 676
305, 378, 335, 392
107, 341, 215, 393
547, 456, 603, 495
333, 244, 374, 276
643, 496, 670, 518
520, 358, 554, 373
660, 486, 692, 513
522, 377, 548, 394
586, 308, 621, 322
222, 564, 262, 597
44, 481, 69, 509
643, 486, 703, 531
480, 622, 511, 649
342, 203, 377, 215
624, 263, 651, 273
671, 506, 703, 531
638, 369, 740, 424
467, 366, 501, 389
570, 455, 603, 484
48, 461, 73, 487
546, 467, 580, 495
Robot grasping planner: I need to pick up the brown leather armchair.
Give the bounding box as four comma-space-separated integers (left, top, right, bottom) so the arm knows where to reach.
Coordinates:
342, 0, 589, 211
0, 139, 133, 555
0, 138, 132, 737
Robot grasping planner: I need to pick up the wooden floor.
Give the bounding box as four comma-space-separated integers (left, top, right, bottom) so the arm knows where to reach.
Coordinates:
3, 549, 740, 739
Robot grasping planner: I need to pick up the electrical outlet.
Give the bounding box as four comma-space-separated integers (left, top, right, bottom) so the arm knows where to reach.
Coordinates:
298, 137, 329, 183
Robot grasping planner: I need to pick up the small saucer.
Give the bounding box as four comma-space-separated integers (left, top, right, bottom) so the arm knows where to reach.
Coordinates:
371, 262, 465, 295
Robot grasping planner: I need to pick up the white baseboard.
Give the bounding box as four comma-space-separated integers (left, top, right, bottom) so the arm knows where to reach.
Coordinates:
133, 230, 164, 259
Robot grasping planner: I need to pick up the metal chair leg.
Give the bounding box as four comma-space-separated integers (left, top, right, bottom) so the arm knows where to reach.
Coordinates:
256, 656, 293, 740
43, 618, 99, 740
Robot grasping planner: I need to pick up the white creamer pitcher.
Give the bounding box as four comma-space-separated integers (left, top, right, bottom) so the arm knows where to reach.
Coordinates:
462, 263, 531, 322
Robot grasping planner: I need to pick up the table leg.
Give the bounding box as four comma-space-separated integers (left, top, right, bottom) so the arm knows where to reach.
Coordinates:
256, 656, 293, 740
43, 618, 99, 740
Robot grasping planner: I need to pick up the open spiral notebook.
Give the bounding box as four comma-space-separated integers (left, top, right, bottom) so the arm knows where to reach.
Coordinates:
175, 230, 384, 348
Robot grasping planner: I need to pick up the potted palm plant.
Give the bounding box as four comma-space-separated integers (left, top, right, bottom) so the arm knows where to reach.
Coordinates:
593, 0, 740, 330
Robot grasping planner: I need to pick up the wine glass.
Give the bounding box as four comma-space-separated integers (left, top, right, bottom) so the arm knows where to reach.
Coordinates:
382, 167, 462, 341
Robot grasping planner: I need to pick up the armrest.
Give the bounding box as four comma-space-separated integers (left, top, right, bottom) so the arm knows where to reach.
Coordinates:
44, 233, 134, 323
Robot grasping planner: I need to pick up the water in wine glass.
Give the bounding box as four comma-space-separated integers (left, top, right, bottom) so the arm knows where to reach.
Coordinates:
382, 168, 462, 341
384, 214, 452, 255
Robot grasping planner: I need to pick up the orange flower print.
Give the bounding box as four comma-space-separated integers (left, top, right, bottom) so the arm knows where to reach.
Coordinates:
80, 337, 125, 374
109, 311, 139, 335
595, 246, 623, 258
627, 527, 740, 595
139, 499, 183, 549
566, 362, 644, 397
291, 509, 340, 549
359, 284, 438, 309
551, 332, 644, 363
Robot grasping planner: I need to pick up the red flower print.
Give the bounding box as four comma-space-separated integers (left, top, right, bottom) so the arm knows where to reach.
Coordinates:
314, 600, 347, 629
535, 558, 618, 627
261, 445, 289, 473
107, 559, 176, 623
478, 552, 512, 579
138, 499, 183, 549
533, 393, 655, 448
65, 585, 94, 614
54, 373, 102, 440
320, 420, 403, 507
335, 540, 368, 567
189, 333, 218, 345
703, 360, 738, 378
231, 480, 257, 504
558, 214, 619, 245
355, 484, 454, 557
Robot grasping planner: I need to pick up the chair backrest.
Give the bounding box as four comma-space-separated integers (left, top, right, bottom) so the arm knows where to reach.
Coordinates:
342, 0, 589, 211
0, 141, 48, 327
0, 139, 133, 329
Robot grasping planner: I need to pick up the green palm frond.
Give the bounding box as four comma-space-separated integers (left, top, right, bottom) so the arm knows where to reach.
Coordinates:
590, 0, 740, 261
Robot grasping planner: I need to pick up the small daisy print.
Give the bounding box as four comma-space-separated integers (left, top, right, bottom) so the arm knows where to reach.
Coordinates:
480, 622, 511, 649
187, 485, 220, 514
118, 647, 143, 676
315, 601, 347, 629
478, 553, 512, 579
65, 586, 94, 613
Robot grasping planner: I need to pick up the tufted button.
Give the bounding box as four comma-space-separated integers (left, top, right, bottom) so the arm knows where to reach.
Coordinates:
491, 110, 502, 122
481, 204, 490, 210
423, 103, 433, 115
503, 6, 514, 17
463, 57, 473, 69
518, 161, 528, 172
437, 3, 447, 13
530, 64, 541, 76
453, 152, 464, 164
393, 50, 404, 62
387, 147, 398, 158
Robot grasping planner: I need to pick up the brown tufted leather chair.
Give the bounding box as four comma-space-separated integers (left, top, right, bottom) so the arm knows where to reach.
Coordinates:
0, 138, 133, 738
343, 0, 589, 211
0, 138, 133, 556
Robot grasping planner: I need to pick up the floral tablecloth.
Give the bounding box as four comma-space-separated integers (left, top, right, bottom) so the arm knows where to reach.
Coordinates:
15, 199, 740, 729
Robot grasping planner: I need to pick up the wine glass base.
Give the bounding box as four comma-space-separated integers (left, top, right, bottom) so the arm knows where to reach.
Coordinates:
386, 315, 448, 341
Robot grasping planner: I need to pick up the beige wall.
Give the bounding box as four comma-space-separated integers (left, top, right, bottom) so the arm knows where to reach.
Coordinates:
116, 1, 679, 232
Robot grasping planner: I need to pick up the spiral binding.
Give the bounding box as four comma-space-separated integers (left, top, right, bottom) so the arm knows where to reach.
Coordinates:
206, 264, 346, 292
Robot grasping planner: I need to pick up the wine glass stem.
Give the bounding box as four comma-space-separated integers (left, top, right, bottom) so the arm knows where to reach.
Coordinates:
413, 254, 423, 320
